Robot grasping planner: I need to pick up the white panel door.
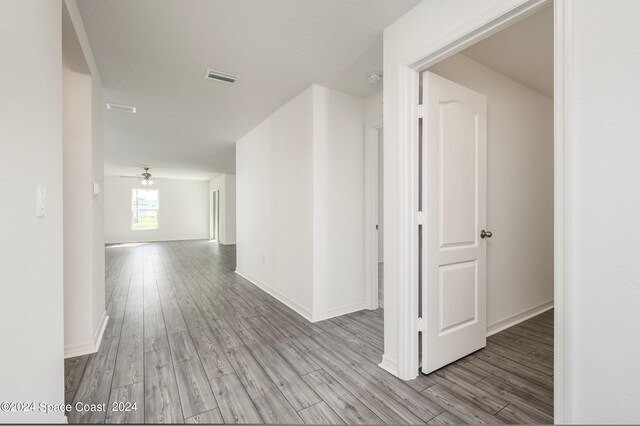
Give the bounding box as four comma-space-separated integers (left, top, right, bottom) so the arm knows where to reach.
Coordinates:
421, 71, 488, 374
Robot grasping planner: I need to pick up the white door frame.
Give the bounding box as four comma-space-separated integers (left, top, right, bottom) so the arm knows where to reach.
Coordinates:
390, 0, 574, 421
365, 116, 383, 310
210, 189, 220, 241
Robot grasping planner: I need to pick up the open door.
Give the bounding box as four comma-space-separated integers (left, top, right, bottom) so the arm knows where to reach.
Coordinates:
421, 71, 488, 374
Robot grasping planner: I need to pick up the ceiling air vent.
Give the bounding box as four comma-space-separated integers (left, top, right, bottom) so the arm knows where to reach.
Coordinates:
205, 68, 239, 84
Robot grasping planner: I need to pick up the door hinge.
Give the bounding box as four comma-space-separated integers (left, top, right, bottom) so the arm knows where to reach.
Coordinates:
417, 317, 426, 333
416, 211, 425, 225
417, 104, 425, 119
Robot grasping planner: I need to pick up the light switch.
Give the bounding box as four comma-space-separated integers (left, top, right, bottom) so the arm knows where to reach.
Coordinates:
92, 182, 101, 197
36, 184, 46, 217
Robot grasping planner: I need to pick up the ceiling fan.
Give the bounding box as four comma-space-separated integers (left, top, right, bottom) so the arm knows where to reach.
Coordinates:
119, 167, 168, 185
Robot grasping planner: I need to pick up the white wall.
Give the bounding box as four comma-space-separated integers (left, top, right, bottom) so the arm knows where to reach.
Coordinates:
237, 85, 367, 321
237, 86, 315, 315
365, 90, 383, 122
225, 174, 236, 244
63, 49, 94, 357
0, 1, 65, 422
570, 1, 640, 422
209, 173, 237, 244
104, 177, 210, 243
429, 53, 554, 332
312, 86, 366, 319
62, 0, 107, 359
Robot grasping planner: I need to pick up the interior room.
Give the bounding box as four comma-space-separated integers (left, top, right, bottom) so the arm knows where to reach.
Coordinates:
2, 1, 640, 425
427, 4, 554, 341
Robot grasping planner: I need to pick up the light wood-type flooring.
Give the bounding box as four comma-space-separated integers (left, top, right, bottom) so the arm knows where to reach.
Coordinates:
66, 240, 553, 424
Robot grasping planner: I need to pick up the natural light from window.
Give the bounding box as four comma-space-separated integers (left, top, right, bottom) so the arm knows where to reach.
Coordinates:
132, 188, 159, 230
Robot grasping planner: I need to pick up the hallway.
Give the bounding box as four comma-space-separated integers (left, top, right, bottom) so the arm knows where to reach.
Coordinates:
66, 240, 553, 424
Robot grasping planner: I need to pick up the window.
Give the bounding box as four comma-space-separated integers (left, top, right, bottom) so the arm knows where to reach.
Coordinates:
132, 189, 159, 230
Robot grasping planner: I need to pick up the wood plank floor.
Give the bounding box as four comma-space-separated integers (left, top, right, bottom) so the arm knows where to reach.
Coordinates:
67, 240, 553, 424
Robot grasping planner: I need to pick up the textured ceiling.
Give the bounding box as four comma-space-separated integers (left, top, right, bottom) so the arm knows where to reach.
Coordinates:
462, 5, 554, 99
77, 0, 420, 179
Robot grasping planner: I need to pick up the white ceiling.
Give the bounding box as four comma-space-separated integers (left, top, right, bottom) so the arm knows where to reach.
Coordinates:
77, 0, 420, 180
462, 5, 554, 99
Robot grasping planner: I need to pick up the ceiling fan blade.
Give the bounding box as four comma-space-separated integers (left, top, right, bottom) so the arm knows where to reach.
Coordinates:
116, 175, 170, 180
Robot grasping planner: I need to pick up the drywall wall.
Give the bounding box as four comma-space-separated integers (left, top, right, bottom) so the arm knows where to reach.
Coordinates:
365, 90, 383, 122
0, 0, 65, 422
570, 1, 640, 422
63, 43, 94, 356
209, 174, 237, 244
104, 177, 209, 243
62, 0, 107, 359
237, 85, 367, 321
312, 86, 366, 319
429, 53, 554, 332
83, 0, 107, 359
225, 174, 236, 244
237, 86, 315, 316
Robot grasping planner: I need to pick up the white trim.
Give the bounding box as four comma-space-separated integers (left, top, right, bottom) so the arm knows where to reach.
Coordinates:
64, 341, 95, 359
311, 301, 368, 322
364, 116, 383, 310
235, 269, 313, 321
553, 0, 575, 422
378, 354, 399, 376
408, 0, 550, 72
64, 312, 108, 359
392, 63, 420, 380
105, 237, 208, 245
93, 311, 108, 350
236, 269, 367, 323
487, 300, 554, 336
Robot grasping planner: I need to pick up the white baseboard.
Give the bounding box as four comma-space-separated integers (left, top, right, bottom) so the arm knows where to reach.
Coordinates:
105, 237, 208, 245
379, 353, 398, 376
93, 311, 109, 350
64, 340, 95, 359
311, 301, 368, 322
235, 269, 313, 321
486, 300, 554, 337
64, 312, 108, 359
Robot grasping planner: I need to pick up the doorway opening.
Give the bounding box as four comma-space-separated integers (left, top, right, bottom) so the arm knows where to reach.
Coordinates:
414, 3, 555, 420
211, 190, 220, 241
365, 116, 384, 310
377, 126, 384, 309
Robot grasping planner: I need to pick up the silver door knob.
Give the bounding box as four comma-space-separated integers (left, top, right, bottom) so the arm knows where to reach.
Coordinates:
480, 230, 492, 239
